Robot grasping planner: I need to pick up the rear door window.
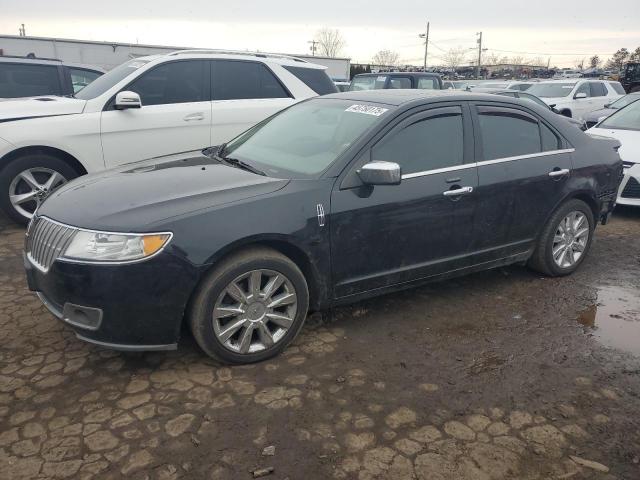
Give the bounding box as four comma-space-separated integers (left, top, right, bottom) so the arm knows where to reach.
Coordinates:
477, 107, 541, 160
212, 60, 290, 100
372, 107, 464, 174
590, 82, 607, 97
0, 63, 62, 98
282, 65, 336, 95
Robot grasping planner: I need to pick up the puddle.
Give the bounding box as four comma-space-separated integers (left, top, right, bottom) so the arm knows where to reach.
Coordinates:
577, 286, 640, 356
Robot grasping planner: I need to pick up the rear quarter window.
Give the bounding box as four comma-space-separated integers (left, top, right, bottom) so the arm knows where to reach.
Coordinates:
0, 63, 62, 98
283, 65, 337, 95
609, 82, 625, 95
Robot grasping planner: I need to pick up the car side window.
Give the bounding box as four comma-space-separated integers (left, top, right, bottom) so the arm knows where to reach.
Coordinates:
609, 82, 625, 95
574, 83, 590, 98
372, 108, 464, 175
389, 77, 411, 89
69, 68, 102, 94
589, 82, 607, 97
127, 60, 205, 106
541, 123, 561, 151
417, 77, 437, 89
212, 60, 289, 100
0, 63, 62, 98
477, 107, 540, 160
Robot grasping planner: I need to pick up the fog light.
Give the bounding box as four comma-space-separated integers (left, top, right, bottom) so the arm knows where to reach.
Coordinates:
62, 303, 103, 330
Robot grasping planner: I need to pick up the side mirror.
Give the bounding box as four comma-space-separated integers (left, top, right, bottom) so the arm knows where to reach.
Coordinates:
114, 91, 142, 110
574, 92, 587, 99
357, 161, 401, 186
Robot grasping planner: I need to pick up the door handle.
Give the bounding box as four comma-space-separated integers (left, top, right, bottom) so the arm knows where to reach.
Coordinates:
443, 186, 473, 197
548, 168, 570, 178
183, 113, 205, 121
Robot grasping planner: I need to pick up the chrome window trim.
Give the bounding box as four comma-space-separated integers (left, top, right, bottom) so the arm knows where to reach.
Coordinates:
401, 148, 575, 180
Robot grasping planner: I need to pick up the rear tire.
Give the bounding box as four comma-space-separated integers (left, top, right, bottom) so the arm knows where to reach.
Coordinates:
0, 153, 78, 225
188, 247, 309, 364
528, 199, 594, 277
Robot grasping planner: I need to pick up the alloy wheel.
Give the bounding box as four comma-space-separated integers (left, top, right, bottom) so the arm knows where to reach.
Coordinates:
212, 269, 298, 354
552, 211, 589, 268
9, 168, 67, 219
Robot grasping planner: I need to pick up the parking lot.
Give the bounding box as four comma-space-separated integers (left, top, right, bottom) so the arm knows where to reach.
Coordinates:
0, 206, 638, 480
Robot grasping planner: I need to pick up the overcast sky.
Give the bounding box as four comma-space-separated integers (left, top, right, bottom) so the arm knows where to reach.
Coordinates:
1, 0, 639, 67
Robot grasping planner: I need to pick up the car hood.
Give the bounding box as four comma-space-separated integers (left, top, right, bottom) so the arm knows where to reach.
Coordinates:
0, 96, 86, 122
584, 108, 614, 122
38, 151, 290, 231
586, 128, 639, 163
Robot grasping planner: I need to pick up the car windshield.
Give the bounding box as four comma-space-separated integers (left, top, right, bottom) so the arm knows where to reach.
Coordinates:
598, 99, 640, 131
610, 94, 640, 109
75, 59, 150, 100
350, 76, 387, 91
527, 83, 576, 98
222, 98, 392, 178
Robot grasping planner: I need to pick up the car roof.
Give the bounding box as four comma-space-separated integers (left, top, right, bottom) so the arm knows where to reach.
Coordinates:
321, 89, 521, 106
131, 50, 327, 69
354, 72, 440, 78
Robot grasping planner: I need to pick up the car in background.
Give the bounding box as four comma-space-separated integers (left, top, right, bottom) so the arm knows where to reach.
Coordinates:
472, 88, 587, 130
583, 92, 640, 129
472, 81, 533, 91
0, 55, 104, 98
334, 81, 350, 92
443, 80, 476, 90
587, 99, 640, 207
620, 62, 640, 93
25, 90, 622, 363
527, 79, 624, 121
350, 72, 442, 91
0, 50, 336, 224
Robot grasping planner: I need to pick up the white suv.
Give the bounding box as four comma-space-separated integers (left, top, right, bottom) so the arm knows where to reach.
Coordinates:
527, 79, 624, 122
0, 50, 336, 223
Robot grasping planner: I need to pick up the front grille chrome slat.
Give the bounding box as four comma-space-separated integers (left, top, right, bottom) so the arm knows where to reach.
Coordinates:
27, 217, 77, 272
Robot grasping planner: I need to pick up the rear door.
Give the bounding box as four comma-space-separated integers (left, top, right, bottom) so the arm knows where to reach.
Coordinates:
470, 103, 572, 258
100, 59, 211, 167
210, 60, 295, 145
330, 103, 478, 297
589, 81, 610, 111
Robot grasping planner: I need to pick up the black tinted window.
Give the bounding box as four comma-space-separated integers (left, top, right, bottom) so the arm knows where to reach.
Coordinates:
478, 109, 540, 160
283, 65, 336, 95
0, 63, 62, 98
373, 109, 464, 174
127, 60, 205, 106
590, 82, 607, 97
541, 123, 560, 151
213, 61, 289, 100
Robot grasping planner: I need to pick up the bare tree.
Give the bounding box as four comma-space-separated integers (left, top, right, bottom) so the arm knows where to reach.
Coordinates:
314, 28, 346, 58
589, 55, 601, 69
372, 50, 400, 67
510, 55, 525, 65
441, 47, 469, 69
605, 48, 630, 70
485, 52, 502, 65
574, 58, 585, 70
529, 57, 545, 67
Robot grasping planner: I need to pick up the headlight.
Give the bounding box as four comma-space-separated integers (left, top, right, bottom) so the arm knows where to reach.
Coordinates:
61, 230, 172, 263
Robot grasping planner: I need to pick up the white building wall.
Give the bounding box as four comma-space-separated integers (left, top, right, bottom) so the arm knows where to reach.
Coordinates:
0, 35, 350, 78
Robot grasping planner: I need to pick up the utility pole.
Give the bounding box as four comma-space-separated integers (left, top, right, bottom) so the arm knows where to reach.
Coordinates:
418, 22, 430, 71
19, 24, 26, 37
307, 40, 318, 56
476, 31, 483, 79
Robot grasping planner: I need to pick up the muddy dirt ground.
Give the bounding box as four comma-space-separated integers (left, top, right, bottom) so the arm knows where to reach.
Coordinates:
1, 208, 639, 480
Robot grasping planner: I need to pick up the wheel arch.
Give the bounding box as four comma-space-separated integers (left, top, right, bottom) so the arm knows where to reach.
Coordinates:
191, 234, 326, 313
0, 146, 87, 176
536, 190, 600, 244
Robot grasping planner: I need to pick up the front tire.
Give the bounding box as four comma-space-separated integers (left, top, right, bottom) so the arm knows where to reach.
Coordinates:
528, 199, 594, 276
188, 247, 309, 364
0, 153, 78, 224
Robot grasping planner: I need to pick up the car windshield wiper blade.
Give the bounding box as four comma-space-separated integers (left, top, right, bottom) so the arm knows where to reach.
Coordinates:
215, 155, 266, 176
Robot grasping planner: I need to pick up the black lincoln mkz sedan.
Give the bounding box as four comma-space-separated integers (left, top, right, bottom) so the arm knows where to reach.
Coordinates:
24, 90, 622, 364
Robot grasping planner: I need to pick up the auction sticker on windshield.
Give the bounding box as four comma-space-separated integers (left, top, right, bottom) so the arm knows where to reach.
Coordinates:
345, 104, 389, 116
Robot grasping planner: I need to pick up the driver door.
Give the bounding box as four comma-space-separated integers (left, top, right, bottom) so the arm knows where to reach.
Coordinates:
100, 60, 212, 167
330, 104, 478, 298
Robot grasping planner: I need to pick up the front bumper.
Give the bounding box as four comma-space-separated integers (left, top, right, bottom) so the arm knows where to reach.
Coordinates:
617, 163, 640, 207
24, 251, 200, 351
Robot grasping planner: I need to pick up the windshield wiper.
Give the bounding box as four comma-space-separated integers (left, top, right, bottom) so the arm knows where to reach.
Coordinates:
215, 155, 266, 176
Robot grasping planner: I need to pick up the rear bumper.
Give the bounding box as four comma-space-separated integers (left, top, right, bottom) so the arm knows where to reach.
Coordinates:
24, 251, 200, 351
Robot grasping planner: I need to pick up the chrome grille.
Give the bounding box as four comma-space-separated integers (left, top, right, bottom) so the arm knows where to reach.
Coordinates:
26, 217, 77, 272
